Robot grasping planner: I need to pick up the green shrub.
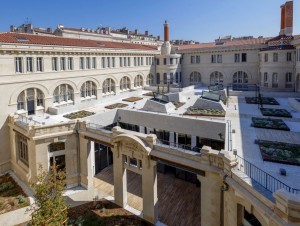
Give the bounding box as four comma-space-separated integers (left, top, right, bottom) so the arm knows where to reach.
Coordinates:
17, 195, 26, 203
0, 182, 14, 192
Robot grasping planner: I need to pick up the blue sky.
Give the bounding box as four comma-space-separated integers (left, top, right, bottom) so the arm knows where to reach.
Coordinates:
0, 0, 299, 42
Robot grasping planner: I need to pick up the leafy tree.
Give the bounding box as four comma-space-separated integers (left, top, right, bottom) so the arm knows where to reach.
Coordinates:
30, 165, 68, 226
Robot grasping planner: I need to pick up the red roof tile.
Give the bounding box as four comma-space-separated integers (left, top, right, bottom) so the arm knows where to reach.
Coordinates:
177, 38, 269, 51
0, 32, 158, 51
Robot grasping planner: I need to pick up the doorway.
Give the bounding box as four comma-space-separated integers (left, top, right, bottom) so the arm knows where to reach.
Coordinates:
94, 143, 113, 174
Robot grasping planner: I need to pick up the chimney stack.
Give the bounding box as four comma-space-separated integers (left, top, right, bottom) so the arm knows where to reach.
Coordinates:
280, 1, 293, 35
164, 20, 169, 42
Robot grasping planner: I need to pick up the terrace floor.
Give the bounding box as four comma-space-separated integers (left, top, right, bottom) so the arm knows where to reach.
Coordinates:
94, 165, 201, 226
227, 95, 300, 188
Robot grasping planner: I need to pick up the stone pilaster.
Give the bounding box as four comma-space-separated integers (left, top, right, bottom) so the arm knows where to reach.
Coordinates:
113, 143, 127, 207
142, 159, 158, 224
197, 172, 223, 226
274, 189, 300, 224
79, 135, 93, 188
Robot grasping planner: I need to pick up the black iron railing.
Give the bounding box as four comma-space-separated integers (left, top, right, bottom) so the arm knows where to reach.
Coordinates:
156, 139, 201, 154
236, 155, 300, 194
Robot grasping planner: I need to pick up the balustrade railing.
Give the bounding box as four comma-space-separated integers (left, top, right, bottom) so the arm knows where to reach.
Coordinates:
236, 155, 300, 194
17, 114, 40, 125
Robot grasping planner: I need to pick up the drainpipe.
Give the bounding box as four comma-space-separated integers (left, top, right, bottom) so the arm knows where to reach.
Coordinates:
220, 174, 229, 226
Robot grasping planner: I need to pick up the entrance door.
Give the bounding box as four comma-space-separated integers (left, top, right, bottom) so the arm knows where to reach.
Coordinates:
27, 99, 35, 115
94, 143, 113, 174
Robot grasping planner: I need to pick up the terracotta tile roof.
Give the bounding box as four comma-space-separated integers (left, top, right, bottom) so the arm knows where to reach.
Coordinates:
177, 38, 269, 51
267, 35, 293, 42
260, 45, 295, 51
0, 32, 158, 51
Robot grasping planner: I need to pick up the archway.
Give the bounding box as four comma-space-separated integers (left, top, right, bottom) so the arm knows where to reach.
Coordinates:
17, 88, 44, 115
190, 71, 201, 85
210, 71, 224, 85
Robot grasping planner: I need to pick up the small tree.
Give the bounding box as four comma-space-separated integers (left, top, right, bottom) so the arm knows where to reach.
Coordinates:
30, 165, 68, 226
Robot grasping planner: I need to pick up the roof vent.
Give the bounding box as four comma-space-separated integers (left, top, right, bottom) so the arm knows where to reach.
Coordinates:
16, 36, 29, 42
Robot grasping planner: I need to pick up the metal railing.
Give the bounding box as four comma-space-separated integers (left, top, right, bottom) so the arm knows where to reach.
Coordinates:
86, 122, 113, 132
156, 139, 201, 154
236, 155, 300, 194
17, 114, 40, 125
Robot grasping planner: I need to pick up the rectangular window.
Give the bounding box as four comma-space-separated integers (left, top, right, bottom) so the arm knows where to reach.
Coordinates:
68, 57, 73, 70
26, 57, 33, 72
134, 57, 137, 66
217, 54, 222, 63
297, 49, 300, 62
191, 56, 195, 64
273, 53, 278, 62
120, 57, 123, 67
234, 53, 240, 63
52, 57, 58, 71
138, 57, 140, 66
286, 72, 293, 88
107, 57, 110, 68
36, 57, 43, 72
211, 55, 216, 63
163, 58, 167, 65
287, 52, 292, 62
286, 72, 292, 82
264, 53, 268, 62
60, 57, 66, 71
141, 57, 144, 66
102, 57, 106, 68
146, 57, 149, 65
176, 72, 179, 83
156, 58, 160, 65
80, 57, 85, 69
112, 57, 115, 67
196, 56, 200, 64
128, 57, 131, 66
18, 135, 28, 166
264, 72, 268, 87
15, 57, 23, 73
170, 58, 173, 65
86, 57, 91, 69
241, 53, 247, 62
124, 57, 127, 67
92, 57, 96, 69
272, 73, 278, 88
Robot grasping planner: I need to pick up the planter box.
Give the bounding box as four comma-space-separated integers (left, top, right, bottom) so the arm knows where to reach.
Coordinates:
260, 108, 292, 118
105, 103, 128, 109
184, 108, 226, 117
122, 97, 143, 102
256, 140, 300, 166
63, 110, 95, 119
251, 117, 290, 131
245, 97, 279, 105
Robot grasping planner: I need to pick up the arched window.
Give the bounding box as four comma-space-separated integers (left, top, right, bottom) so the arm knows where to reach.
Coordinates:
120, 76, 131, 91
102, 78, 115, 95
210, 71, 224, 85
80, 81, 97, 100
163, 73, 167, 84
190, 71, 201, 84
134, 75, 143, 87
53, 84, 74, 105
17, 88, 44, 115
146, 74, 154, 86
233, 71, 248, 84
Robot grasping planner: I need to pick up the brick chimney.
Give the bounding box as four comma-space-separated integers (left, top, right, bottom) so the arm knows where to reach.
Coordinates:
164, 20, 169, 42
280, 1, 293, 35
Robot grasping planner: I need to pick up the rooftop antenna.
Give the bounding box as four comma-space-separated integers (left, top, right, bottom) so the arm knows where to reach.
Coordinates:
25, 17, 32, 24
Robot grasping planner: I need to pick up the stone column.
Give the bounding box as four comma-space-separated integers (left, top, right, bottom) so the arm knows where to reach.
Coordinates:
191, 135, 197, 148
79, 135, 93, 189
113, 143, 127, 207
142, 158, 158, 224
139, 126, 145, 134
197, 172, 223, 226
169, 132, 175, 143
